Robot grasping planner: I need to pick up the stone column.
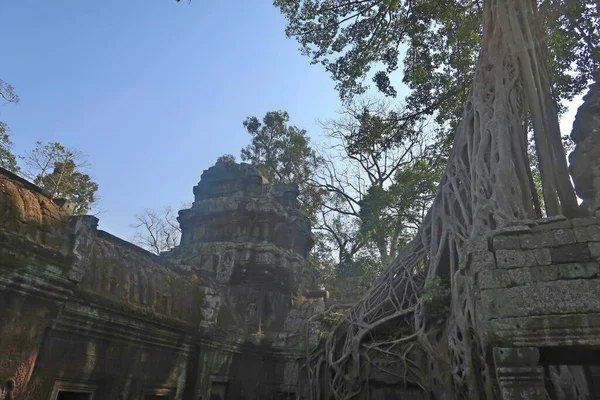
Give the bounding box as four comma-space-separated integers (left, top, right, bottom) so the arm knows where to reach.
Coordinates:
493, 347, 547, 400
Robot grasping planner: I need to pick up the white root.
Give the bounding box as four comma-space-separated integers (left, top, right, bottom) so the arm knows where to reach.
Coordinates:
305, 0, 578, 398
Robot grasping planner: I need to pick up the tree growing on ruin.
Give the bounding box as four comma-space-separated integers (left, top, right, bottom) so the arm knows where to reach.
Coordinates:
241, 110, 325, 221
0, 79, 20, 173
274, 0, 599, 398
131, 206, 182, 255
315, 99, 445, 274
24, 141, 99, 215
131, 201, 193, 254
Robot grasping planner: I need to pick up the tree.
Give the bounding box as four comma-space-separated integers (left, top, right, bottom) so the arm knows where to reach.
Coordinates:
275, 0, 598, 124
131, 206, 183, 255
216, 153, 236, 163
24, 141, 99, 215
277, 0, 599, 399
241, 110, 324, 220
314, 99, 443, 273
0, 79, 20, 173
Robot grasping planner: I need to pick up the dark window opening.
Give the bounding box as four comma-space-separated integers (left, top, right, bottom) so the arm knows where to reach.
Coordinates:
274, 391, 296, 400
209, 382, 228, 400
56, 392, 92, 400
143, 396, 170, 400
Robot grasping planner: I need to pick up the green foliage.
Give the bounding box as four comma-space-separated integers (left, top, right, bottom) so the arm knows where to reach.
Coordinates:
241, 110, 324, 221
358, 157, 442, 260
275, 0, 599, 129
0, 123, 19, 173
309, 231, 338, 289
217, 153, 236, 163
314, 308, 345, 339
0, 79, 20, 173
25, 141, 99, 215
422, 276, 451, 325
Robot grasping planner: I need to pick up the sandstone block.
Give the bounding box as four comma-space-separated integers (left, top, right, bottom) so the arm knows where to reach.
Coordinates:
477, 269, 515, 289
589, 242, 600, 260
557, 262, 600, 279
571, 217, 600, 227
496, 249, 550, 268
493, 234, 521, 250
516, 265, 559, 283
550, 244, 591, 263
480, 279, 600, 319
531, 219, 572, 231
573, 225, 600, 242
469, 251, 496, 273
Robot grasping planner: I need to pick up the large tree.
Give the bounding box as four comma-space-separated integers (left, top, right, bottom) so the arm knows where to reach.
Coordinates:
131, 206, 183, 255
275, 0, 599, 398
0, 79, 20, 173
313, 99, 444, 290
275, 0, 598, 121
24, 141, 99, 215
241, 110, 324, 220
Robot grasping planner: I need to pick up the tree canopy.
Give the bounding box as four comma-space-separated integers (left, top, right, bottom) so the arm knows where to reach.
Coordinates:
0, 79, 20, 173
24, 141, 99, 215
275, 0, 599, 127
274, 0, 600, 398
241, 110, 325, 220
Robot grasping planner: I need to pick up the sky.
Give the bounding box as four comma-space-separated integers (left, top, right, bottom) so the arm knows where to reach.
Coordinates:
0, 0, 584, 241
0, 0, 343, 239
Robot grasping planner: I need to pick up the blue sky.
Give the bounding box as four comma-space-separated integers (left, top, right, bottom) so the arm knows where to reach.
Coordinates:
0, 0, 343, 239
0, 0, 583, 240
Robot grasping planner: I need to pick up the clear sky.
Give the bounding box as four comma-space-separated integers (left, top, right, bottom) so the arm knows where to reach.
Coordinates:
0, 0, 583, 241
0, 0, 342, 239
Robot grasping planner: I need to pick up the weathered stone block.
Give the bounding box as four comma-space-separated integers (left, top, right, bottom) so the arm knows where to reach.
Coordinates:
573, 225, 600, 242
493, 346, 540, 366
537, 215, 568, 224
557, 262, 600, 279
469, 251, 496, 273
550, 243, 591, 263
493, 234, 521, 250
531, 219, 572, 231
551, 229, 577, 246
477, 265, 559, 290
477, 269, 515, 289
571, 216, 600, 227
463, 238, 490, 253
589, 242, 600, 260
496, 249, 550, 268
494, 347, 546, 400
494, 225, 532, 235
496, 249, 535, 268
480, 279, 600, 319
519, 232, 553, 249
519, 229, 576, 249
517, 265, 559, 283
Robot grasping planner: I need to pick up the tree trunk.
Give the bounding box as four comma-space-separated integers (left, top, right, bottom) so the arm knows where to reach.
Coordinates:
309, 0, 578, 398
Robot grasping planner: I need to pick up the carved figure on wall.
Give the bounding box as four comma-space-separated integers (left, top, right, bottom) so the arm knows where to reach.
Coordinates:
246, 297, 257, 328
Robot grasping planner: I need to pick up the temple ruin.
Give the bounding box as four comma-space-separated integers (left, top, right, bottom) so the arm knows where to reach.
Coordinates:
1, 79, 600, 400
0, 160, 326, 400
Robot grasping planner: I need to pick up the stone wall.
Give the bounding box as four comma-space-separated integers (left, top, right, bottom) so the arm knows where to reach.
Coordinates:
0, 162, 320, 400
460, 215, 600, 398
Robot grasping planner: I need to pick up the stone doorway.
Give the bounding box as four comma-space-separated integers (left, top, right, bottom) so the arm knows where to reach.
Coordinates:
55, 393, 92, 400
50, 381, 96, 400
540, 346, 600, 400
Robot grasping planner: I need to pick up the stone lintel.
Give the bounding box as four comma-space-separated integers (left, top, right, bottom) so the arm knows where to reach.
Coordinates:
494, 347, 546, 400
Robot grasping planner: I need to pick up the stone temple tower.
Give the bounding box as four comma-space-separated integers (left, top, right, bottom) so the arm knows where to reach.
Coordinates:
0, 160, 324, 400
167, 159, 315, 336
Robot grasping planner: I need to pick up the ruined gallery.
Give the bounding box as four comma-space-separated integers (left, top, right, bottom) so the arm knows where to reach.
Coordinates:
0, 161, 325, 400
1, 82, 600, 400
